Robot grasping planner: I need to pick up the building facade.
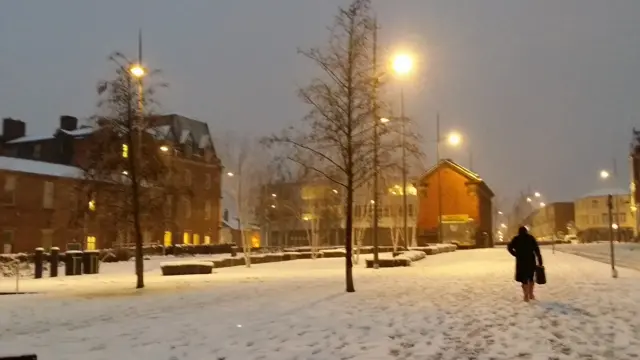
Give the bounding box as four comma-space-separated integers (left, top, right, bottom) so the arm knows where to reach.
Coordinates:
0, 115, 222, 252
574, 188, 633, 242
527, 202, 575, 240
415, 159, 494, 248
259, 177, 419, 249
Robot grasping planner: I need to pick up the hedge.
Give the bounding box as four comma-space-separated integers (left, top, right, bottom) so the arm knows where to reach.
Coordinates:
160, 261, 213, 276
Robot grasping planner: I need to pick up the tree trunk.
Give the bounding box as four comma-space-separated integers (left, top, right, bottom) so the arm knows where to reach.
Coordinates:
345, 180, 355, 293
126, 76, 144, 289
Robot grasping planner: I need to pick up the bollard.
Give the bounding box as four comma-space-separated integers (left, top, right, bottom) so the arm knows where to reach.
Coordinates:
50, 247, 59, 277
34, 248, 44, 279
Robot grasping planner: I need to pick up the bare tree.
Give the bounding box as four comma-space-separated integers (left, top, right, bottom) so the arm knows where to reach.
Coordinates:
217, 131, 268, 267
264, 0, 379, 293
74, 52, 170, 289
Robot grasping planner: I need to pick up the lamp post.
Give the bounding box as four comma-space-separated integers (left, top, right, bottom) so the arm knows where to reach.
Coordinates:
600, 169, 618, 278
435, 115, 462, 244
391, 53, 413, 251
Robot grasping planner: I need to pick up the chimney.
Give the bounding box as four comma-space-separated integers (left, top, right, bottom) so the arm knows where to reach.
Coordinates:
2, 118, 26, 141
59, 115, 78, 131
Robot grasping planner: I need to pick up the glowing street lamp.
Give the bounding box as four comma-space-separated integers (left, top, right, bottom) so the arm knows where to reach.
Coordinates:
380, 117, 390, 124
526, 197, 532, 202
271, 193, 277, 198
534, 192, 541, 198
391, 54, 414, 76
159, 145, 169, 152
540, 202, 546, 207
447, 132, 462, 146
600, 170, 610, 179
227, 172, 234, 177
130, 64, 145, 78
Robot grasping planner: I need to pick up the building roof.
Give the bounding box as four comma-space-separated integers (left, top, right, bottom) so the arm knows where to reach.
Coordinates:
418, 158, 494, 197
581, 188, 629, 198
0, 156, 82, 179
6, 134, 54, 144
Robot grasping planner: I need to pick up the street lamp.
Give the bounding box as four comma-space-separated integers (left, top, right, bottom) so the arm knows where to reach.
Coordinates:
534, 192, 541, 198
380, 117, 390, 124
393, 53, 413, 252
599, 169, 618, 278
539, 202, 546, 208
130, 64, 145, 78
435, 115, 463, 244
159, 145, 169, 152
227, 172, 234, 177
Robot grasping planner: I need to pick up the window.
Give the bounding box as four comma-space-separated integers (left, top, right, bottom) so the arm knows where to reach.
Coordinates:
193, 234, 200, 245
85, 236, 96, 250
41, 229, 53, 250
184, 170, 192, 186
204, 235, 211, 245
33, 144, 42, 159
592, 215, 598, 225
163, 231, 172, 247
183, 232, 191, 245
183, 197, 191, 218
43, 181, 54, 209
164, 195, 173, 217
2, 175, 16, 205
223, 209, 229, 222
122, 144, 129, 158
602, 213, 609, 224
2, 230, 13, 254
205, 201, 211, 220
204, 174, 211, 190
408, 204, 414, 217
619, 213, 626, 224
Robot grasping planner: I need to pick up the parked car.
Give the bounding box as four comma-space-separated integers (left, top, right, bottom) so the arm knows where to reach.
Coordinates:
564, 234, 579, 244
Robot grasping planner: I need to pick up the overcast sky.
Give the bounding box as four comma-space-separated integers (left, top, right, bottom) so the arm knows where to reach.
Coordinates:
1, 0, 640, 207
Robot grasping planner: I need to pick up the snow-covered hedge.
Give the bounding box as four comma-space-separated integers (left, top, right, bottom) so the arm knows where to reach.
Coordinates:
365, 258, 411, 268
396, 250, 426, 262
320, 249, 346, 258
160, 261, 213, 276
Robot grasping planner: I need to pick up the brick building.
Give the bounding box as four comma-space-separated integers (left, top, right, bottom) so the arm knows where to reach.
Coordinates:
0, 114, 222, 253
415, 159, 494, 248
527, 202, 575, 240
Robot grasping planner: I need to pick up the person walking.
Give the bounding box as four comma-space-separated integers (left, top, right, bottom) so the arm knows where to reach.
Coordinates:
507, 226, 543, 302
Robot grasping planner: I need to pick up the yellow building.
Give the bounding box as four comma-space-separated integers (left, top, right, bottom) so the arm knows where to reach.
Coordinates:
574, 188, 633, 242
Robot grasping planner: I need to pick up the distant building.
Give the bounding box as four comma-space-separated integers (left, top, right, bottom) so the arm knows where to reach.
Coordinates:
0, 115, 222, 253
527, 202, 575, 240
574, 188, 632, 242
415, 159, 494, 248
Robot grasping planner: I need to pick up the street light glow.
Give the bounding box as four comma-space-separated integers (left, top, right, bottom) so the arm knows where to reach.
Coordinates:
526, 197, 532, 202
130, 64, 145, 78
612, 223, 619, 230
498, 211, 503, 215
370, 200, 375, 204
600, 170, 610, 179
380, 117, 390, 124
271, 193, 277, 198
159, 145, 169, 152
270, 204, 276, 209
227, 172, 234, 177
332, 189, 338, 194
447, 132, 462, 146
540, 202, 546, 207
391, 54, 413, 75
501, 223, 507, 228
534, 192, 541, 198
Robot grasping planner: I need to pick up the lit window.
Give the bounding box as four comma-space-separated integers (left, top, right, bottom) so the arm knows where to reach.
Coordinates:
86, 236, 96, 250
204, 235, 211, 244
122, 144, 129, 158
88, 199, 96, 211
193, 234, 200, 245
183, 232, 191, 245
163, 231, 172, 247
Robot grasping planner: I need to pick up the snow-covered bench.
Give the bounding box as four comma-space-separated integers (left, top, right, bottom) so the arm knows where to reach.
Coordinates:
160, 261, 213, 276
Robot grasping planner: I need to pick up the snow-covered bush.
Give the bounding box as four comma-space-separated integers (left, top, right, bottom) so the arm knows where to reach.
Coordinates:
397, 250, 426, 262
409, 246, 438, 255
320, 249, 346, 258
160, 261, 213, 276
365, 258, 411, 268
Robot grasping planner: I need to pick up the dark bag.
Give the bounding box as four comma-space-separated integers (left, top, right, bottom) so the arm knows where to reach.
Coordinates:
535, 266, 546, 285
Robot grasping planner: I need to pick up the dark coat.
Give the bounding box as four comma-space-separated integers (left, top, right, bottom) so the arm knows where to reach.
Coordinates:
507, 233, 543, 283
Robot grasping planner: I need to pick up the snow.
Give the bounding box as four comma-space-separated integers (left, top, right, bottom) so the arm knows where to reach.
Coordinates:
0, 156, 82, 179
556, 243, 640, 271
5, 134, 53, 144
1, 249, 640, 359
60, 127, 96, 137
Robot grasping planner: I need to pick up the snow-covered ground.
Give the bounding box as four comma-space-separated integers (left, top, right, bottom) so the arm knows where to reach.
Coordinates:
1, 249, 640, 359
555, 243, 640, 271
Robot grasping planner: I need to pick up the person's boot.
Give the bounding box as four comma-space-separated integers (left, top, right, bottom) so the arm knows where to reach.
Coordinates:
528, 284, 535, 300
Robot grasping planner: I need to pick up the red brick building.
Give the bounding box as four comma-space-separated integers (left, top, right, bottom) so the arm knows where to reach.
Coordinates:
0, 115, 222, 253
415, 159, 495, 248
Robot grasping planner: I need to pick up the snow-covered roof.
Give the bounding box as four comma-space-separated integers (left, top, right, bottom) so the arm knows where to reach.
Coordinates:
6, 134, 53, 144
60, 127, 96, 137
199, 135, 211, 149
581, 188, 629, 198
146, 125, 171, 140
0, 156, 82, 179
